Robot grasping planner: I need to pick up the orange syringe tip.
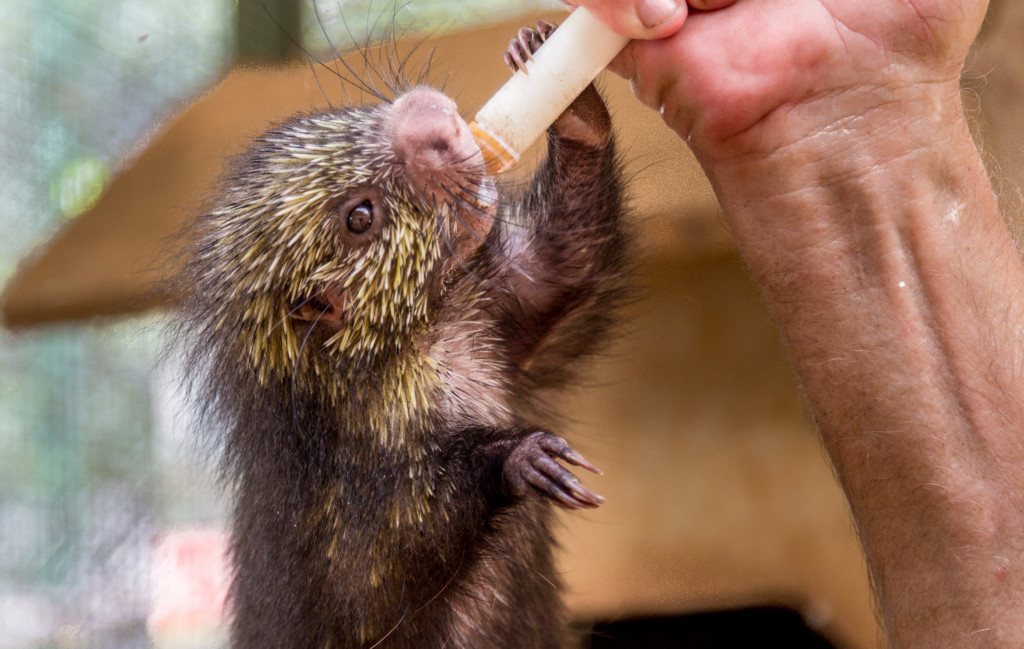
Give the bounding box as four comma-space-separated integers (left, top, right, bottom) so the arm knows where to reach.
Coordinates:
470, 122, 518, 175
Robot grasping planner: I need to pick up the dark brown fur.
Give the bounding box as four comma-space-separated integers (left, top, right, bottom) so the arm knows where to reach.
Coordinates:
171, 24, 626, 649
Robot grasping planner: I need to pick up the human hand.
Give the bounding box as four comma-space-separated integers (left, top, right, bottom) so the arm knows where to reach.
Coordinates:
569, 0, 989, 164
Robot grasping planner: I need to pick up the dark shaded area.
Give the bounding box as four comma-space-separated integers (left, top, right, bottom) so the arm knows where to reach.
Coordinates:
582, 608, 841, 649
236, 0, 301, 63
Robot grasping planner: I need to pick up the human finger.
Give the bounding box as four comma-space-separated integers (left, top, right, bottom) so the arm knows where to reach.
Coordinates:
563, 0, 689, 40
686, 0, 739, 10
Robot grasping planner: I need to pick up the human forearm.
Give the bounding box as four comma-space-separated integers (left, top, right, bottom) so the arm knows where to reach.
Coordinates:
708, 81, 1024, 647
565, 0, 1021, 643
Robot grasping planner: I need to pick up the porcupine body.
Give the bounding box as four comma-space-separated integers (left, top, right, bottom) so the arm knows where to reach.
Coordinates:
172, 24, 626, 649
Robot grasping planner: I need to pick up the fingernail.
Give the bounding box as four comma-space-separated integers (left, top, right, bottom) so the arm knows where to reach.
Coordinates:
638, 0, 681, 28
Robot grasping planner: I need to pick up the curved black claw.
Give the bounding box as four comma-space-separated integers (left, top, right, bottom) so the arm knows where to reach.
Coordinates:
503, 21, 557, 74
504, 431, 604, 510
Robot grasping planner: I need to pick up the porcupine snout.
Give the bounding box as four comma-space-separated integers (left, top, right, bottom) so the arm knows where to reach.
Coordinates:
389, 88, 493, 250
390, 88, 481, 179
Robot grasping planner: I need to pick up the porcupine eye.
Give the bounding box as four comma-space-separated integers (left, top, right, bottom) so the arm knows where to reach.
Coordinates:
347, 200, 373, 234
329, 190, 382, 244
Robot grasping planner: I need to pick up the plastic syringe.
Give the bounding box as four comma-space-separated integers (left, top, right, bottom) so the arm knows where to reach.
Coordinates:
470, 8, 629, 174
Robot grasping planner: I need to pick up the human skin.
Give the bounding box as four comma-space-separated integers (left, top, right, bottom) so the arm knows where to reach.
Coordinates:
567, 0, 1024, 647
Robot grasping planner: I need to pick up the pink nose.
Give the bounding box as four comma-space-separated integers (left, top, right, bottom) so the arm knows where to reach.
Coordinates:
390, 88, 480, 173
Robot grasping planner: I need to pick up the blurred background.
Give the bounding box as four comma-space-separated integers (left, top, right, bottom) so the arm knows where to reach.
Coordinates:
1, 1, 1020, 648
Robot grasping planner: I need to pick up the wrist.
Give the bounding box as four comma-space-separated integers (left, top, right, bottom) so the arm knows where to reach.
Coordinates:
698, 75, 1019, 405
701, 78, 977, 271
701, 75, 964, 179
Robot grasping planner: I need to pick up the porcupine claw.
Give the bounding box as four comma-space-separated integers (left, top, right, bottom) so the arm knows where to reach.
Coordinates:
503, 21, 556, 74
504, 431, 604, 510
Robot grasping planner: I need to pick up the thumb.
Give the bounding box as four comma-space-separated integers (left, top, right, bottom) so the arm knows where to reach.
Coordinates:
566, 0, 688, 39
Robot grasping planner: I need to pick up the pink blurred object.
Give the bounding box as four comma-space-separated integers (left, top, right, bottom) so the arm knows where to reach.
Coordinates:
149, 528, 229, 637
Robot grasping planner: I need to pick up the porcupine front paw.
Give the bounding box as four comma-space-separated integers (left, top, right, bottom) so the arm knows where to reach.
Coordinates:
504, 431, 605, 510
504, 21, 612, 147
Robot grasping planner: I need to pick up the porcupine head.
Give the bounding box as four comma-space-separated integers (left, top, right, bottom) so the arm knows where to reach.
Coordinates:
182, 87, 493, 436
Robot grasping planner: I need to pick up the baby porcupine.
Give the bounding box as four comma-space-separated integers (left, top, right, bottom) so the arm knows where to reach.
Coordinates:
172, 22, 626, 649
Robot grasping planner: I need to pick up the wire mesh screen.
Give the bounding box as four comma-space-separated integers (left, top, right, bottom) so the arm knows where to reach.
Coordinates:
2, 326, 157, 648
0, 0, 231, 641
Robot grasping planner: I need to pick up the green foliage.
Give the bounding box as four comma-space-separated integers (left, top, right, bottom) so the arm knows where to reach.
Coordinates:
49, 157, 109, 219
